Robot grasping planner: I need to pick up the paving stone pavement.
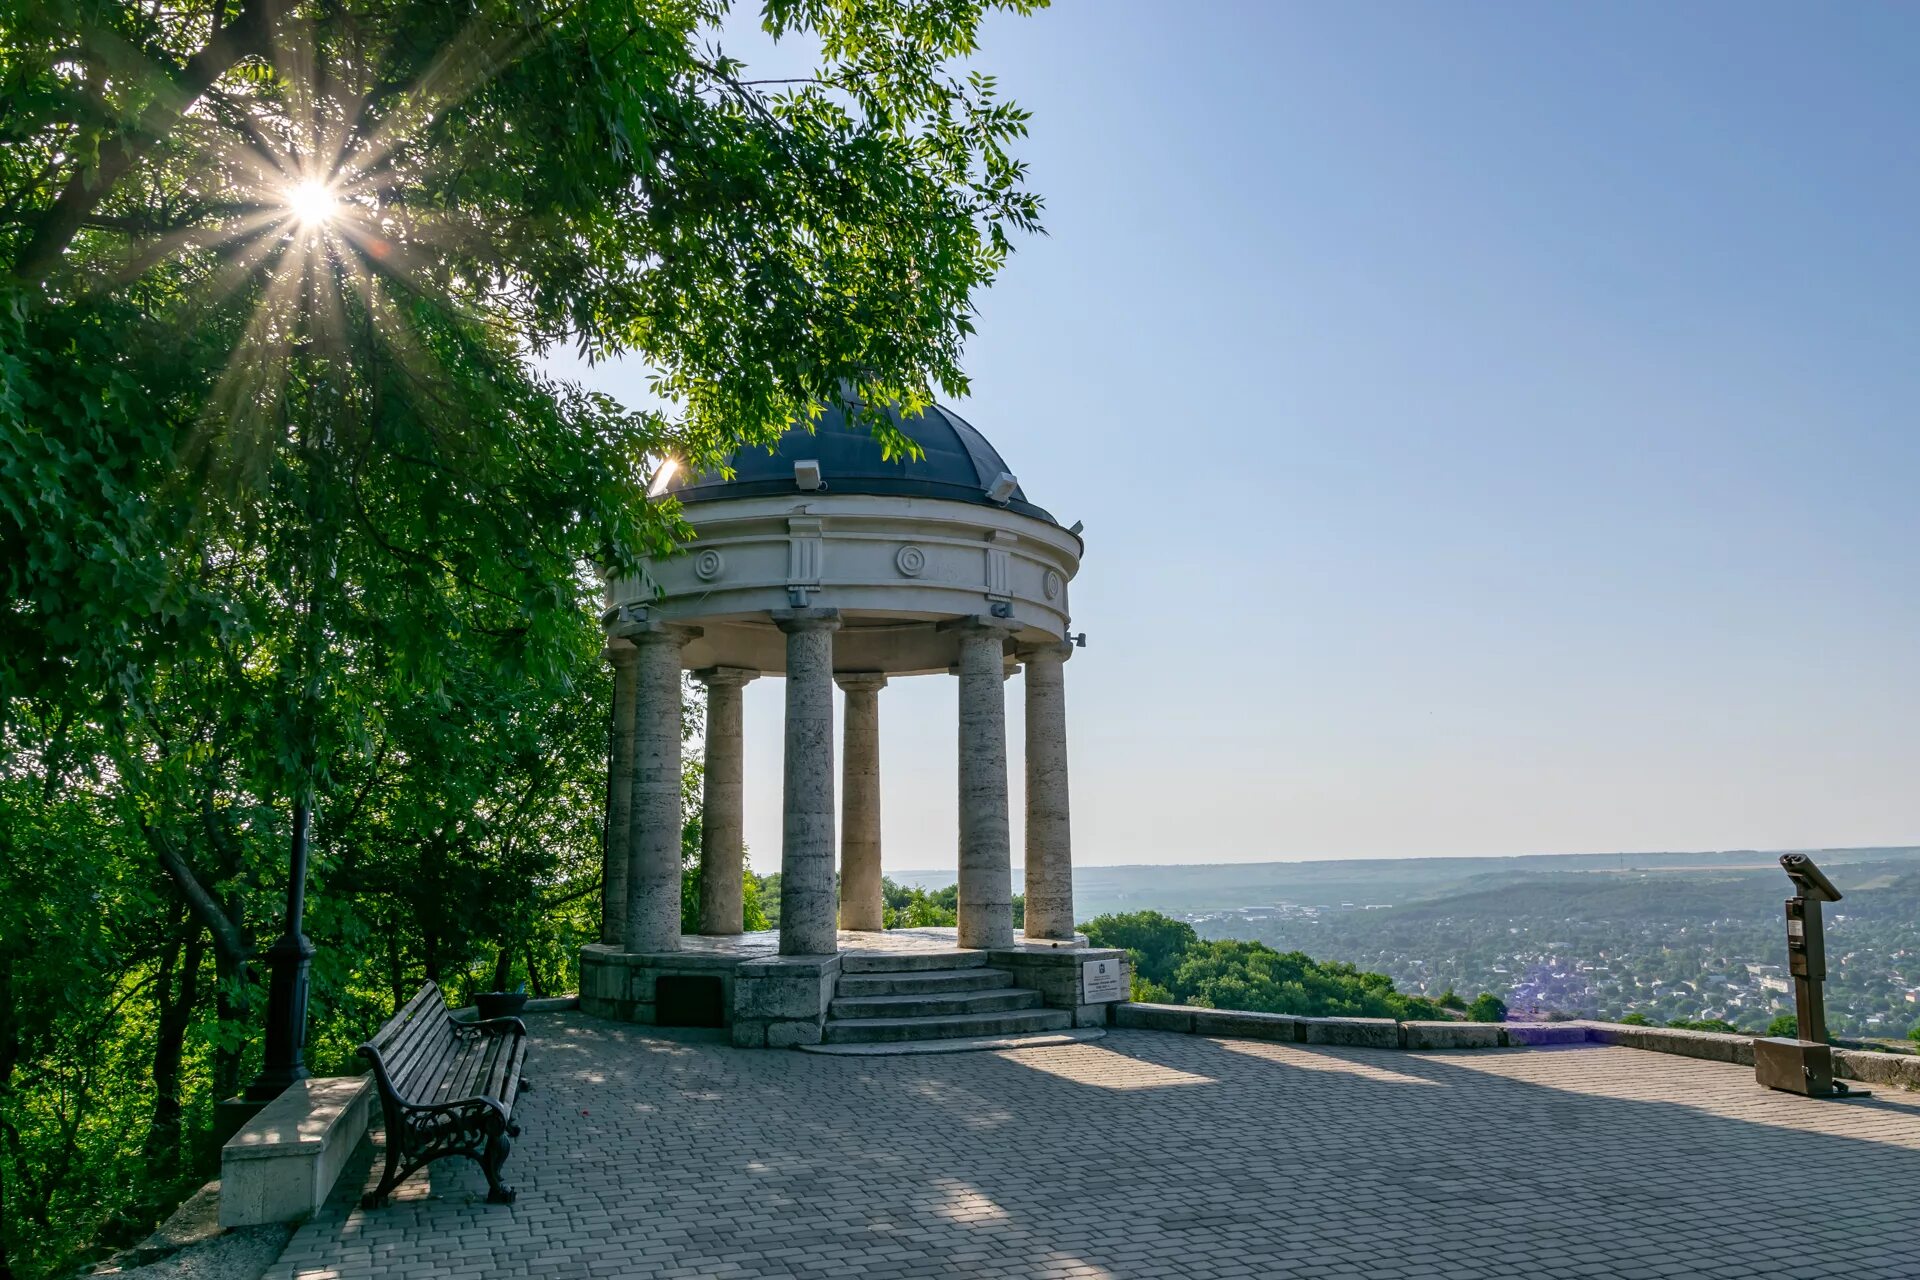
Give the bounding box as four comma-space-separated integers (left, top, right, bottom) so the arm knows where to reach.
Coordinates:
266, 1011, 1920, 1279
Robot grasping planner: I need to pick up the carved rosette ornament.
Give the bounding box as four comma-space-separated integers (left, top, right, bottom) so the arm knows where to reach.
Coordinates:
1043, 570, 1063, 600
693, 549, 726, 581
895, 544, 926, 577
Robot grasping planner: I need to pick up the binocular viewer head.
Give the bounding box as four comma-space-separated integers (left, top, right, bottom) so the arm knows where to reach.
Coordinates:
1780, 853, 1842, 904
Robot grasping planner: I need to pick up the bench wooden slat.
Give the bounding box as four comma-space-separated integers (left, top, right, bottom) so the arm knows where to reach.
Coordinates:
432, 1033, 485, 1105
478, 1035, 512, 1100
374, 982, 438, 1045
493, 1035, 526, 1112
459, 1035, 500, 1101
397, 1030, 463, 1104
381, 1003, 448, 1096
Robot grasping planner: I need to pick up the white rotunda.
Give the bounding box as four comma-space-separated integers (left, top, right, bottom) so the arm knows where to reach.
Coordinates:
580, 402, 1127, 1048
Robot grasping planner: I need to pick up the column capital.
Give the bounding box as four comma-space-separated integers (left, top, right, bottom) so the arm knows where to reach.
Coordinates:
610, 612, 702, 644
937, 614, 1022, 637
1015, 639, 1075, 666
602, 639, 639, 667
835, 672, 889, 695
946, 658, 1022, 679
694, 666, 760, 689
772, 606, 841, 634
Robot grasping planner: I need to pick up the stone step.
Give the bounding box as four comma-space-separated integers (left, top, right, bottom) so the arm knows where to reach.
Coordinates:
798, 1028, 1106, 1057
830, 988, 1042, 1020
822, 1007, 1073, 1044
834, 967, 1016, 998
839, 949, 988, 974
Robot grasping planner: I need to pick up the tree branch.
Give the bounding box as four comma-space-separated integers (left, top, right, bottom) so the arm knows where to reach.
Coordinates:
11, 0, 284, 284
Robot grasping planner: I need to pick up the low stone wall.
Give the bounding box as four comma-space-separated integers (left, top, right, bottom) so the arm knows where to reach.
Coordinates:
1107, 1006, 1920, 1090
1579, 1020, 1755, 1065
220, 1076, 371, 1227
1832, 1046, 1920, 1090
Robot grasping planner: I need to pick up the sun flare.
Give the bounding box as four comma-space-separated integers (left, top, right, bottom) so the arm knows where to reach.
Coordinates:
285, 179, 339, 228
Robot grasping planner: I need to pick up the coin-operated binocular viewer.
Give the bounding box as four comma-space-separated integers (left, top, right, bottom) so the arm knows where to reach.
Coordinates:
1753, 854, 1862, 1099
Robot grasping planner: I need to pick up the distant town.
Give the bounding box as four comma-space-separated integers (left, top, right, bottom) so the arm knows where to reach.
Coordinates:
903, 846, 1920, 1040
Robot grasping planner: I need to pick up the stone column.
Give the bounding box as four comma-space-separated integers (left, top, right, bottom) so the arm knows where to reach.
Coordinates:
775, 609, 840, 956
953, 619, 1017, 949
601, 642, 639, 946
695, 667, 757, 936
835, 674, 888, 931
1022, 643, 1076, 941
624, 626, 693, 953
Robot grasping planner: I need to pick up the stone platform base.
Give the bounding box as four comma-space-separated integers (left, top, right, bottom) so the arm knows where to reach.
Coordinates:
581, 930, 1129, 1047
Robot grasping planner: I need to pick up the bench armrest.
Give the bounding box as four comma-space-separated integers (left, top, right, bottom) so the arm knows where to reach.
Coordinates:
455, 1015, 527, 1039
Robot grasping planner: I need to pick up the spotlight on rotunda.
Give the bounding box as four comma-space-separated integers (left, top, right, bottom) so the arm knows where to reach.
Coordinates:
794, 459, 824, 491
985, 471, 1019, 504
646, 458, 680, 498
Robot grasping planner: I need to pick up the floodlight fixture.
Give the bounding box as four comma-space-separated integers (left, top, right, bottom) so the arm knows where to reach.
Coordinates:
794, 459, 823, 491
646, 458, 680, 498
1068, 519, 1085, 536
985, 471, 1018, 504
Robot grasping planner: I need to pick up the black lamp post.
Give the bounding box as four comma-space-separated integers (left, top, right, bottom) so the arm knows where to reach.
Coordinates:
245, 797, 316, 1102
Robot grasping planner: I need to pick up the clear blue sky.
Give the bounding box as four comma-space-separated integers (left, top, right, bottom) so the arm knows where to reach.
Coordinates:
551, 2, 1920, 870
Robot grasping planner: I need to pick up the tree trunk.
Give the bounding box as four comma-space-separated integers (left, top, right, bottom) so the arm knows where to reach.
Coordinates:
144, 925, 205, 1177
212, 942, 246, 1100
0, 954, 17, 1280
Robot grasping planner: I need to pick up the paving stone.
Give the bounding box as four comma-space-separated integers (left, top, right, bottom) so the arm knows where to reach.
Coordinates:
263, 1013, 1920, 1280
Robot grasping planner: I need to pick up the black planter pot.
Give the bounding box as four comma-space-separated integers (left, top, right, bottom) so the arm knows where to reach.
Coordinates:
475, 991, 529, 1022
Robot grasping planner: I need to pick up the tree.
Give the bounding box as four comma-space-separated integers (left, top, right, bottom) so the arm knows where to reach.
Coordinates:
1618, 1012, 1652, 1026
1466, 993, 1508, 1024
1767, 1013, 1798, 1038
1, 3, 1044, 1274
1668, 1017, 1738, 1035
1081, 912, 1443, 1021
1082, 911, 1199, 991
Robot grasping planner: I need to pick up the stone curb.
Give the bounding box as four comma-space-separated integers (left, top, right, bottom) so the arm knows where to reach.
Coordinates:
542, 995, 1920, 1090
1102, 1006, 1920, 1090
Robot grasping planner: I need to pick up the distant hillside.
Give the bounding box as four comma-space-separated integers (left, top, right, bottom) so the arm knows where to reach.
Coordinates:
893, 845, 1920, 920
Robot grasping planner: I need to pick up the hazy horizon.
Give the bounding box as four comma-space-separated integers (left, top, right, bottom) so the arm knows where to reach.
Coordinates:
887, 841, 1920, 878
550, 3, 1920, 873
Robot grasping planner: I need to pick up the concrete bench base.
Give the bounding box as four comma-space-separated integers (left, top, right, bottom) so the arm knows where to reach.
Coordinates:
220, 1075, 372, 1227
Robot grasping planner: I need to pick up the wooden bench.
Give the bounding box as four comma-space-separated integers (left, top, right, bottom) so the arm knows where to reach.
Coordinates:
357, 981, 529, 1207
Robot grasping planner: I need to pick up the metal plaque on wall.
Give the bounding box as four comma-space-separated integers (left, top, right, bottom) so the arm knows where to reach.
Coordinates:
1082, 958, 1126, 1003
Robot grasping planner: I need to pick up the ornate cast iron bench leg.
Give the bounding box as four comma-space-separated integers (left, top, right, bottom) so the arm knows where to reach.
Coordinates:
361, 1129, 407, 1209
481, 1129, 516, 1204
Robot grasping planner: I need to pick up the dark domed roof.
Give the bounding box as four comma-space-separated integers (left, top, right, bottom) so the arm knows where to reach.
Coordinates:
674, 401, 1055, 524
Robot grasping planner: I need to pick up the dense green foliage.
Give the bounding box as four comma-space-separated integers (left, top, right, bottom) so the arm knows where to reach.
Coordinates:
1081, 912, 1445, 1021
1465, 993, 1506, 1024
0, 2, 1041, 1275
879, 879, 1022, 930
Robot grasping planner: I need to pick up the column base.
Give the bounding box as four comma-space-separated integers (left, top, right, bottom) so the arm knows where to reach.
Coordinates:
729, 955, 841, 1048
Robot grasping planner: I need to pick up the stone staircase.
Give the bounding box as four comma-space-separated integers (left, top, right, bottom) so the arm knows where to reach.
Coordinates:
806, 950, 1084, 1053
